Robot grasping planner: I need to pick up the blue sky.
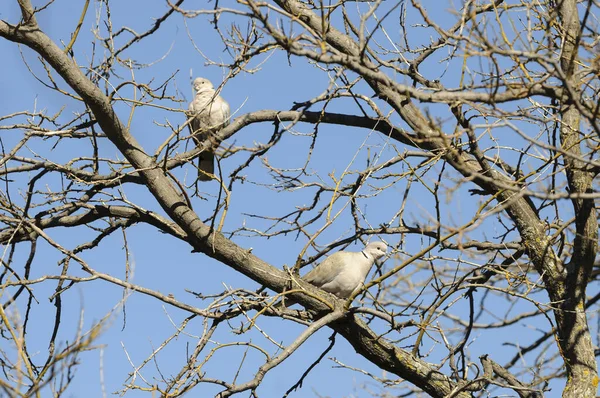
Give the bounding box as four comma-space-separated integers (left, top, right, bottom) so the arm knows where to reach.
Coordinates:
0, 0, 590, 397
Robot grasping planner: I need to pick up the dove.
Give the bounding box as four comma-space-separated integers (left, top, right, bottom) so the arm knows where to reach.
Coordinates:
188, 77, 230, 181
278, 242, 387, 309
302, 241, 387, 299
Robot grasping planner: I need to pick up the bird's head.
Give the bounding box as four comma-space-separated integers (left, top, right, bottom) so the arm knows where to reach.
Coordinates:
364, 241, 387, 260
192, 77, 214, 93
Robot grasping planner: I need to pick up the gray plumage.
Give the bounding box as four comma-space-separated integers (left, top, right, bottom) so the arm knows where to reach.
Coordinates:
188, 77, 230, 181
303, 241, 387, 298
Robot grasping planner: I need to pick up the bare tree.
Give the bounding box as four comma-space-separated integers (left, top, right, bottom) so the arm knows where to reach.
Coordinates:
1, 0, 599, 397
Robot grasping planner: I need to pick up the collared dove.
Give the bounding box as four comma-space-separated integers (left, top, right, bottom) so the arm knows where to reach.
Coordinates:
188, 77, 230, 181
302, 241, 387, 299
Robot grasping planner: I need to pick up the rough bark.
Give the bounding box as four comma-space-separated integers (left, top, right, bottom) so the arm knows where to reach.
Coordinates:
554, 1, 598, 396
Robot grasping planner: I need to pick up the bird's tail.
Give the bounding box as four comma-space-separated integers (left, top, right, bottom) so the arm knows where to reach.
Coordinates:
197, 151, 214, 181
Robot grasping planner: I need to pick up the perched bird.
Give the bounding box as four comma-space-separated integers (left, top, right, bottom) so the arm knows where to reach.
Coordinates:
301, 241, 388, 299
188, 77, 230, 181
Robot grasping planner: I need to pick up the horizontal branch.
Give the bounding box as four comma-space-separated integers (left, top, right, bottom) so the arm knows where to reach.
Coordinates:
0, 204, 187, 245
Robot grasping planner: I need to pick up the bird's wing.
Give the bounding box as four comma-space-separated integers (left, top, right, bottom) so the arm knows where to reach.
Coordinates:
303, 252, 347, 287
220, 96, 231, 126
208, 95, 230, 128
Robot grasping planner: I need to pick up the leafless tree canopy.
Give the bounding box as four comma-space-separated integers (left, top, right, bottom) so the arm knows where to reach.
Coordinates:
1, 0, 599, 396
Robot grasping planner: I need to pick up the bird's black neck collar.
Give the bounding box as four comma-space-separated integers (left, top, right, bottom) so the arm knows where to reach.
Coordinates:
361, 250, 370, 259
